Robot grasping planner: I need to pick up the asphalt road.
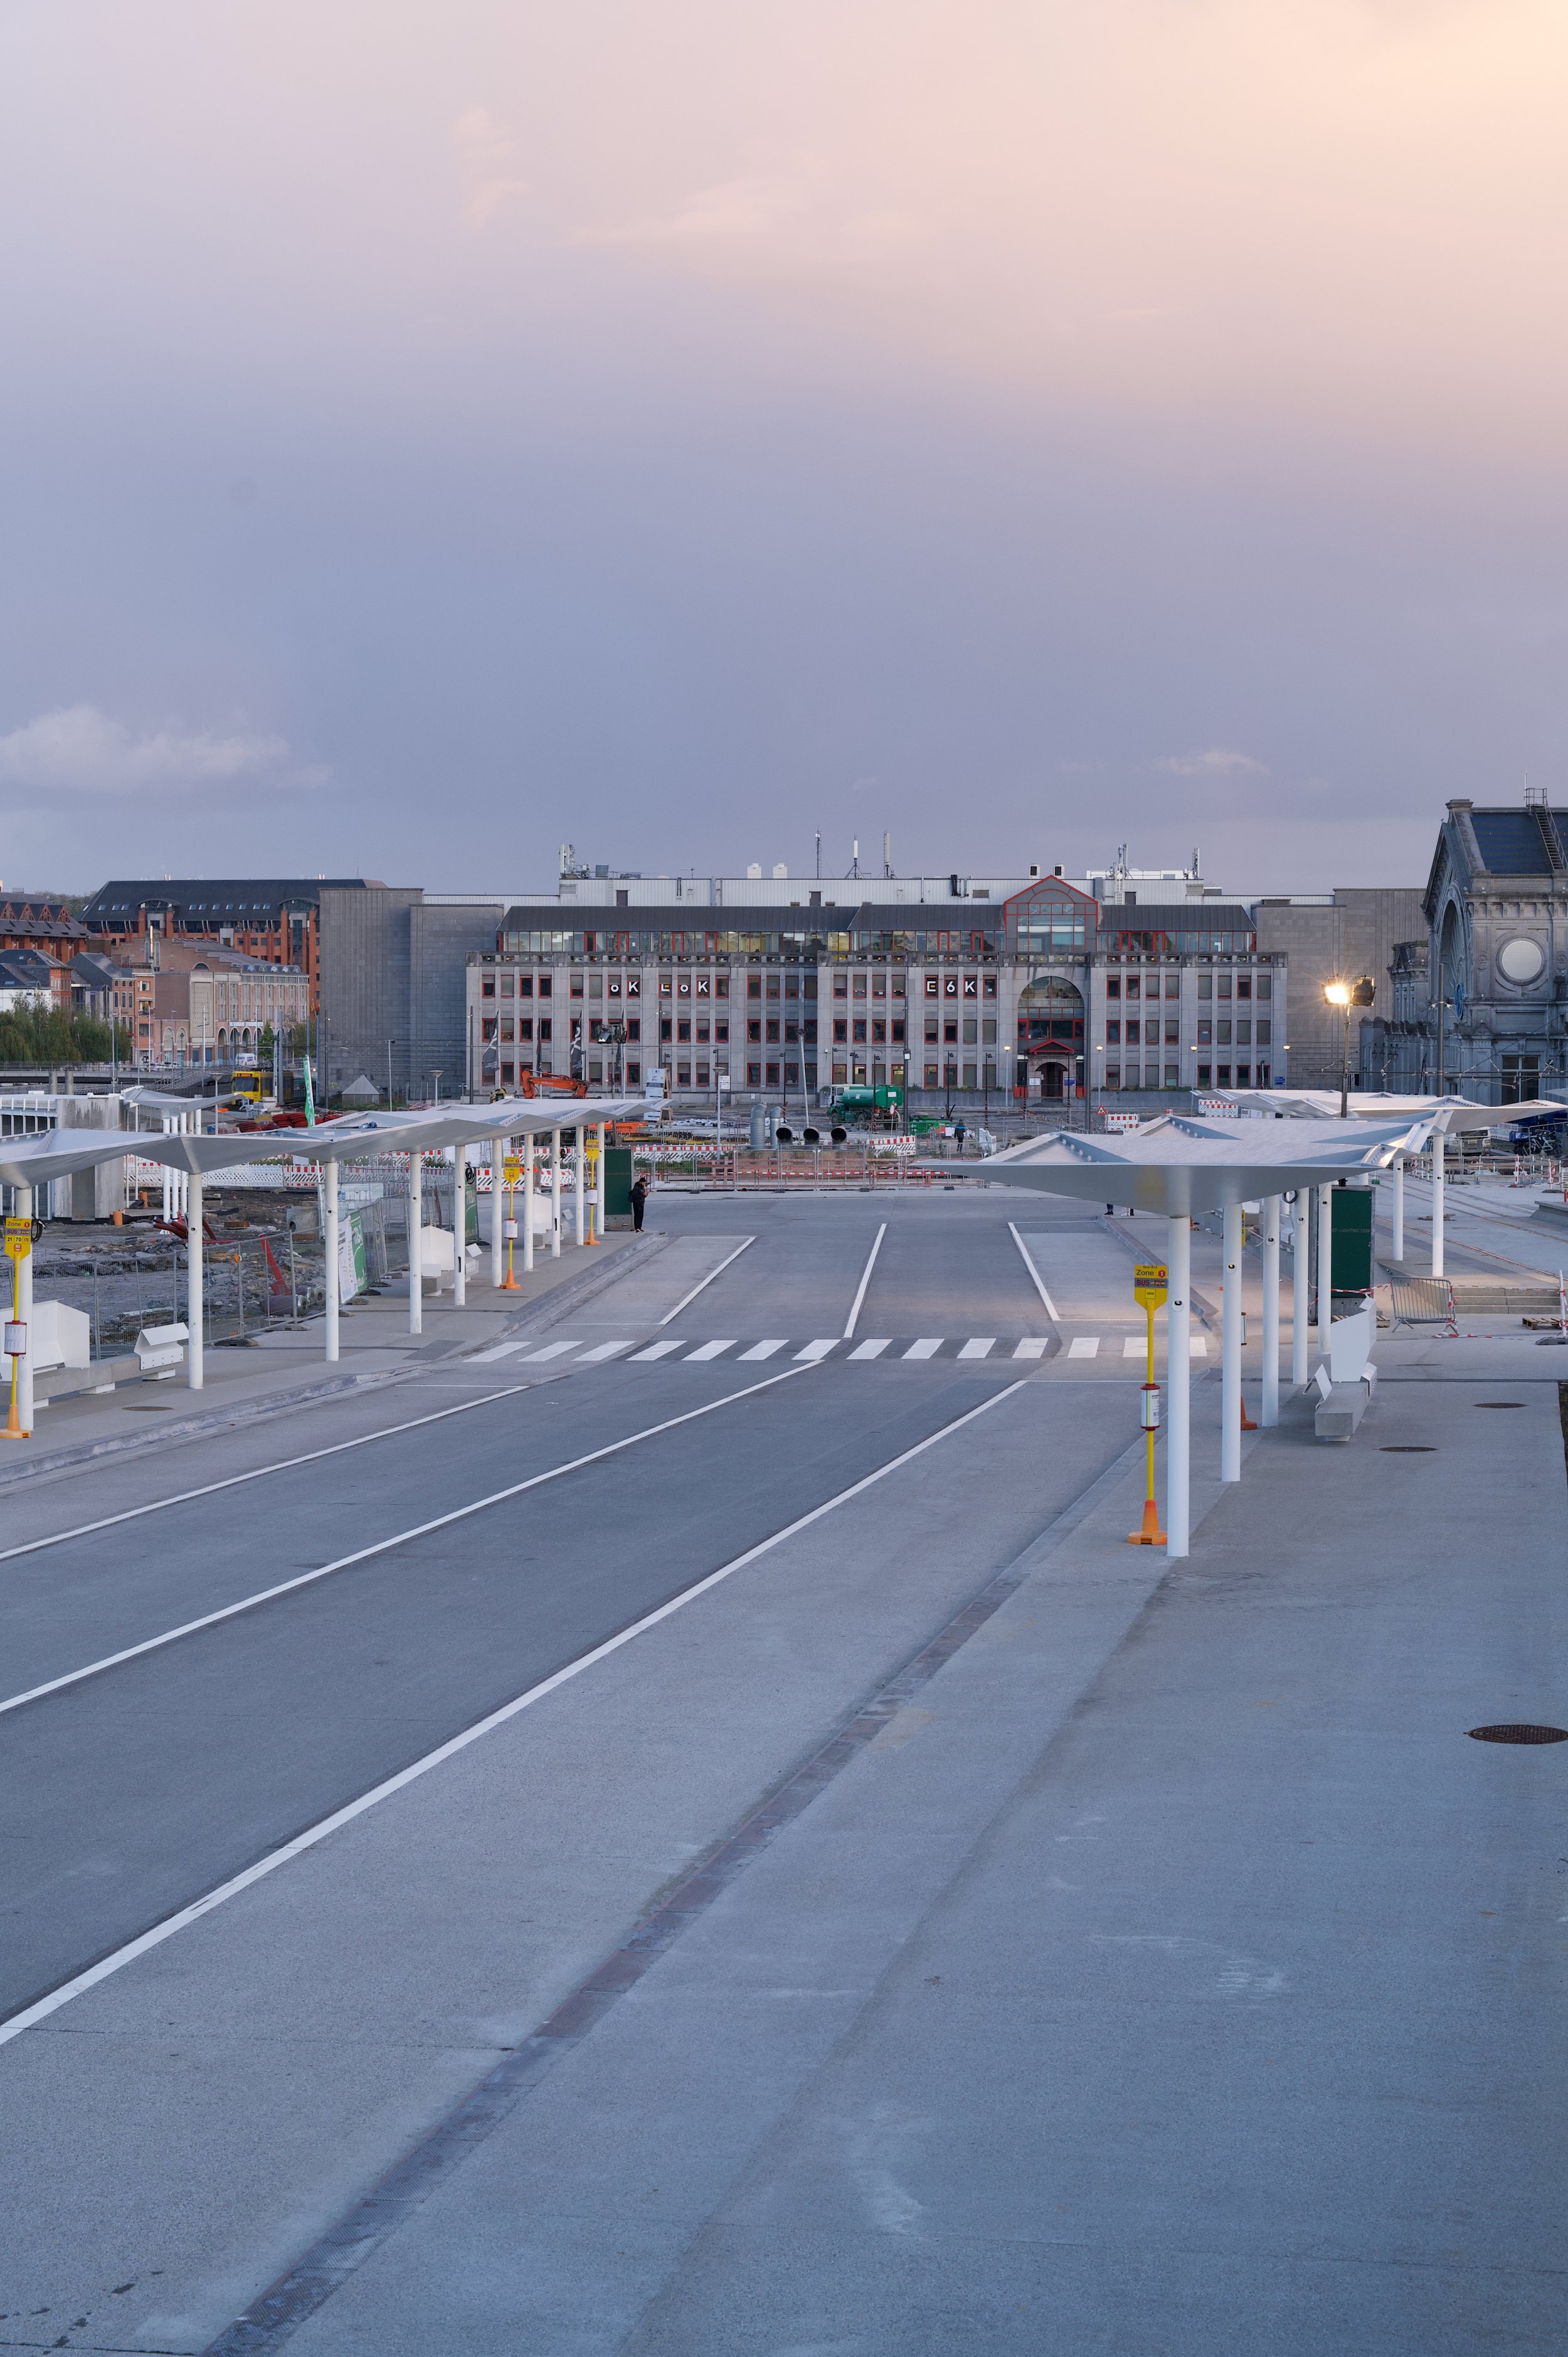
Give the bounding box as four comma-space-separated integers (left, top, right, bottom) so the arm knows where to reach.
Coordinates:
0, 1191, 1135, 2033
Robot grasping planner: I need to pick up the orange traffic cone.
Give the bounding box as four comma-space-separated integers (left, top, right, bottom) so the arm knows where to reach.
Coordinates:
1127, 1495, 1167, 1546
1241, 1396, 1258, 1431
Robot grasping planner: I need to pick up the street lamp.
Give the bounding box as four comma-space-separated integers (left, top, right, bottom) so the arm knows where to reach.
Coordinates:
1323, 978, 1375, 1118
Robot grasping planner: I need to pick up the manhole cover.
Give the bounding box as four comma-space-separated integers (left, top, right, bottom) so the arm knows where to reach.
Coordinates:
1468, 1724, 1568, 1744
1475, 1401, 1525, 1409
1381, 1444, 1435, 1453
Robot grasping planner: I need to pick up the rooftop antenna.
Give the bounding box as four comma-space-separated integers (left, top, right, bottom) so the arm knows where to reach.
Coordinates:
883, 830, 892, 877
846, 837, 862, 879
815, 830, 821, 880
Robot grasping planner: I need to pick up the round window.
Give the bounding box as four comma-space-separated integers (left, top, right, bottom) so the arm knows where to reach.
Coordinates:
1497, 936, 1545, 985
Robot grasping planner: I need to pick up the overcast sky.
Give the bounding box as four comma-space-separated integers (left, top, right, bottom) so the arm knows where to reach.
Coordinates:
1, 1, 1564, 896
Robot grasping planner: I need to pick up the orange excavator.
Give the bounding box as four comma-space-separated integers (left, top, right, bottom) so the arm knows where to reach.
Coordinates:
516, 1071, 588, 1098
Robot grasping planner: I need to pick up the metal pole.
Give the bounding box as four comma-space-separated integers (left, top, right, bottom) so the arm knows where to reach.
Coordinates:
551, 1130, 562, 1258
490, 1135, 504, 1286
1261, 1194, 1280, 1427
523, 1130, 536, 1273
408, 1150, 423, 1333
450, 1145, 467, 1306
1431, 1126, 1445, 1276
1221, 1199, 1241, 1482
324, 1155, 340, 1362
1165, 1210, 1190, 1559
187, 1170, 204, 1389
1391, 1156, 1404, 1263
1291, 1191, 1309, 1389
573, 1126, 585, 1247
595, 1120, 606, 1242
16, 1184, 34, 1434
1318, 1184, 1334, 1355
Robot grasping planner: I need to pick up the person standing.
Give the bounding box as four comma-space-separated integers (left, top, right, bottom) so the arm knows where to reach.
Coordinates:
630, 1172, 648, 1232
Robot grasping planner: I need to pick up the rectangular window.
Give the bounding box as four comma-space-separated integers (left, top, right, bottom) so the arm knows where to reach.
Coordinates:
852, 1019, 867, 1043
1256, 1020, 1271, 1045
570, 973, 584, 997
660, 1017, 673, 1041
784, 1020, 799, 1044
872, 1019, 886, 1043
926, 1017, 939, 1043
1236, 1019, 1251, 1045
1234, 1064, 1251, 1085
715, 1019, 728, 1042
716, 976, 729, 998
748, 1019, 762, 1042
1165, 974, 1179, 998
627, 1019, 640, 1042
1165, 1019, 1179, 1044
785, 1062, 799, 1086
481, 1017, 497, 1042
749, 975, 763, 999
1217, 1063, 1231, 1084
696, 1020, 709, 1044
1107, 1020, 1120, 1045
499, 1060, 514, 1084
963, 1062, 978, 1088
627, 1059, 640, 1083
1126, 1019, 1140, 1045
765, 1061, 780, 1086
748, 1061, 762, 1085
697, 1062, 710, 1086
1197, 1019, 1211, 1046
962, 1017, 977, 1045
1255, 1061, 1270, 1086
1237, 975, 1251, 999
852, 974, 867, 998
1197, 974, 1210, 1000
891, 973, 905, 997
1104, 1064, 1120, 1088
589, 973, 603, 998
983, 975, 997, 999
1256, 975, 1271, 1001
677, 1064, 691, 1086
766, 975, 780, 999
943, 975, 959, 998
1165, 1062, 1179, 1088
924, 1062, 940, 1086
1217, 1019, 1231, 1046
1218, 974, 1232, 998
891, 1019, 905, 1043
1126, 976, 1140, 1000
696, 973, 711, 997
963, 974, 978, 998
924, 975, 939, 997
835, 1062, 849, 1083
834, 1018, 847, 1042
944, 1020, 958, 1044
519, 1018, 534, 1042
835, 973, 850, 998
482, 975, 495, 999
538, 1019, 552, 1041
766, 1018, 781, 1044
1197, 1064, 1210, 1086
675, 1019, 689, 1042
872, 973, 886, 998
1106, 976, 1120, 1000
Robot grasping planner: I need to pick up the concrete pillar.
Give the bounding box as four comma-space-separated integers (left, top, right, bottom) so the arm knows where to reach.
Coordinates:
1165, 1210, 1190, 1559
15, 1184, 34, 1433
1318, 1184, 1334, 1356
1291, 1191, 1309, 1390
573, 1127, 585, 1248
408, 1150, 423, 1334
489, 1137, 504, 1287
324, 1157, 340, 1362
523, 1131, 536, 1274
1221, 1199, 1242, 1483
1431, 1128, 1445, 1276
1261, 1194, 1280, 1427
451, 1145, 467, 1306
1391, 1157, 1404, 1264
551, 1131, 562, 1259
187, 1170, 204, 1390
595, 1120, 606, 1244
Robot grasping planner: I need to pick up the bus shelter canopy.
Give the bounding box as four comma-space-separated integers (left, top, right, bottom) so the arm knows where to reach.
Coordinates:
982, 1112, 1429, 1218
1213, 1089, 1567, 1135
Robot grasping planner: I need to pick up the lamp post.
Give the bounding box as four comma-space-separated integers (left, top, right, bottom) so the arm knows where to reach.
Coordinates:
1323, 978, 1375, 1117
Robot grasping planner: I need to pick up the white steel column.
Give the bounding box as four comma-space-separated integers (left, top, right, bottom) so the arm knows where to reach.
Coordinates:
573, 1126, 585, 1247
1261, 1194, 1280, 1427
408, 1151, 423, 1334
324, 1156, 340, 1362
1291, 1192, 1309, 1389
1318, 1184, 1334, 1355
1431, 1128, 1445, 1276
451, 1146, 467, 1306
595, 1120, 606, 1242
15, 1184, 34, 1433
551, 1132, 562, 1258
187, 1170, 204, 1390
1391, 1157, 1405, 1263
1221, 1199, 1242, 1482
523, 1131, 536, 1273
489, 1136, 504, 1287
1165, 1210, 1190, 1559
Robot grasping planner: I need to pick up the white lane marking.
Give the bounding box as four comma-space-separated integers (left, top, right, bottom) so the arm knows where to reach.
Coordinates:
467, 1338, 534, 1363
0, 1384, 541, 1570
849, 1340, 890, 1360
1067, 1336, 1100, 1359
844, 1222, 887, 1339
1008, 1224, 1061, 1322
795, 1339, 838, 1361
903, 1338, 942, 1360
519, 1340, 582, 1363
684, 1340, 735, 1362
576, 1341, 636, 1363
629, 1340, 685, 1362
657, 1237, 756, 1327
1012, 1338, 1049, 1359
958, 1338, 995, 1360
0, 1367, 810, 1724
0, 1381, 1027, 2049
1190, 1336, 1210, 1356
738, 1340, 787, 1360
1122, 1337, 1149, 1359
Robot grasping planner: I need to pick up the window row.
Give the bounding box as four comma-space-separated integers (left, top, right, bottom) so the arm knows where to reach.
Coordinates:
1103, 972, 1271, 1001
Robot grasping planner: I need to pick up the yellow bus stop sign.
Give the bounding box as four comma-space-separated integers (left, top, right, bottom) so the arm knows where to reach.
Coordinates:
1133, 1263, 1167, 1310
4, 1218, 32, 1263
502, 1157, 522, 1184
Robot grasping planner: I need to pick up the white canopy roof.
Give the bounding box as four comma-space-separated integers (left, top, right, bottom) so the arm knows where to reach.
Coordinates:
983, 1111, 1428, 1216
1213, 1089, 1566, 1136
0, 1098, 644, 1189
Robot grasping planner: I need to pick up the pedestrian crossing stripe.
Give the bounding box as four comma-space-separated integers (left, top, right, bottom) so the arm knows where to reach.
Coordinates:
1069, 1334, 1209, 1360
468, 1333, 1065, 1367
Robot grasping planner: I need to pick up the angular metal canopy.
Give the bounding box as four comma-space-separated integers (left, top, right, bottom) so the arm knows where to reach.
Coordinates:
983, 1111, 1429, 1217
1214, 1089, 1566, 1135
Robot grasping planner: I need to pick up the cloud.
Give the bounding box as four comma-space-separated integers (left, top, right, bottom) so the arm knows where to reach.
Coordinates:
0, 706, 326, 797
452, 107, 527, 230
1155, 748, 1269, 778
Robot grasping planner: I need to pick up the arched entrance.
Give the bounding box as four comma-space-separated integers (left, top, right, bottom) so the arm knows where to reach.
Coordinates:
1018, 977, 1084, 1098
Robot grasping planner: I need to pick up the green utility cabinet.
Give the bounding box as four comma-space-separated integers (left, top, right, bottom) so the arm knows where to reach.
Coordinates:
603, 1145, 633, 1229
1327, 1182, 1374, 1292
